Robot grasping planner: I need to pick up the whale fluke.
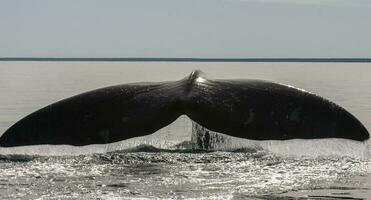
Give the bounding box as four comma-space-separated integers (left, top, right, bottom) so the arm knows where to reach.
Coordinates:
0, 70, 368, 147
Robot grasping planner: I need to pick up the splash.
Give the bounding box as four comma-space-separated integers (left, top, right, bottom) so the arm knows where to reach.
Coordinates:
191, 120, 370, 158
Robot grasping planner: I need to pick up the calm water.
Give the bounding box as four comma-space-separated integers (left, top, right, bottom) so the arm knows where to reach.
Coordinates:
0, 62, 370, 199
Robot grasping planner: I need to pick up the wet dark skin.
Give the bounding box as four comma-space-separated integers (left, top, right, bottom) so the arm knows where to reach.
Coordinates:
0, 70, 369, 147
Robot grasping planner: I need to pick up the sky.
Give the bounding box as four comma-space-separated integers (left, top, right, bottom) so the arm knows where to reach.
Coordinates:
0, 0, 370, 58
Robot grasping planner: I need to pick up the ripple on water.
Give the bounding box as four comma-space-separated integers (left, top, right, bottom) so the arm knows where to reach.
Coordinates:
0, 145, 370, 199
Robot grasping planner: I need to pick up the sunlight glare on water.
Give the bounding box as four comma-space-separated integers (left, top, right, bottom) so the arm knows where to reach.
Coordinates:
0, 62, 370, 199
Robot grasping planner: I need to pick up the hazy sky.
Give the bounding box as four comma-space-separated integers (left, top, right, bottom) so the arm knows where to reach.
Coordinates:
0, 0, 370, 58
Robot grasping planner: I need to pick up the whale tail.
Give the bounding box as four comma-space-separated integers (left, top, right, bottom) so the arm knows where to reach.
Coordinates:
0, 70, 369, 147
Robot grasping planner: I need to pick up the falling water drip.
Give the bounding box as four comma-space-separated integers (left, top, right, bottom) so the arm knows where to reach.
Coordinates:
191, 122, 231, 150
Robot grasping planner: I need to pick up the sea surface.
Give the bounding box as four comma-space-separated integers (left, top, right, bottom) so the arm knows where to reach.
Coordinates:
0, 61, 370, 199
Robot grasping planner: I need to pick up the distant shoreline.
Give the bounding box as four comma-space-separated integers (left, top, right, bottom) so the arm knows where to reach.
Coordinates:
0, 57, 371, 63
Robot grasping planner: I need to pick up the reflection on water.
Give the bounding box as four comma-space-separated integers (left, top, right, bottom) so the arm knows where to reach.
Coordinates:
0, 62, 370, 199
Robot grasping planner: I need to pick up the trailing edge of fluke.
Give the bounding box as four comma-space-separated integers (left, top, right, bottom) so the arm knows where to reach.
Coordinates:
0, 70, 369, 147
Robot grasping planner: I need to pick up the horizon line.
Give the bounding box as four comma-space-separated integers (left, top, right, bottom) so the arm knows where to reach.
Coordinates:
1, 57, 371, 63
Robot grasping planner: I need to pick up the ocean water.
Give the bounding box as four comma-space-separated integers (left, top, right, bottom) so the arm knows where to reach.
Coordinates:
0, 62, 370, 199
